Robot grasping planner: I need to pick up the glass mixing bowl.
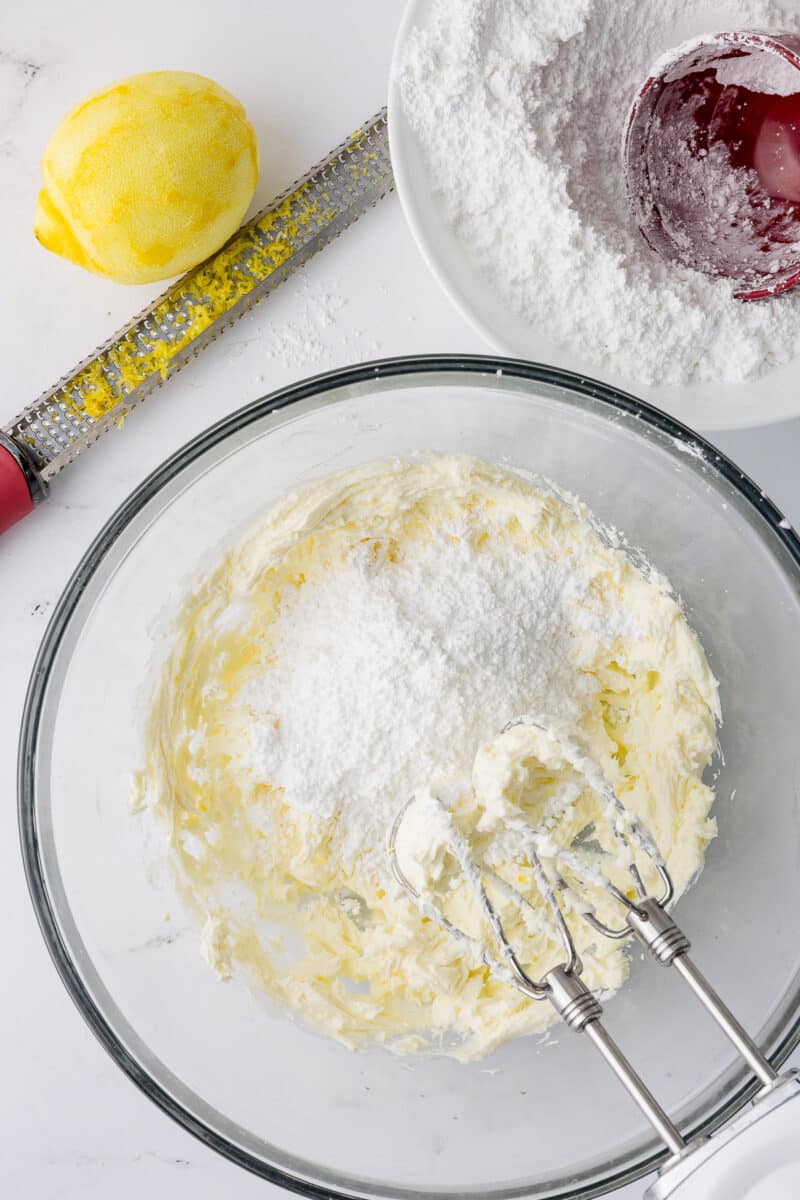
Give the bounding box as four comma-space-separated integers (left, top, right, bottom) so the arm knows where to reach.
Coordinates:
19, 356, 800, 1199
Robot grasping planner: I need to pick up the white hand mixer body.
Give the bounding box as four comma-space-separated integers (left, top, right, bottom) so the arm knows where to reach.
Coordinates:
387, 718, 800, 1200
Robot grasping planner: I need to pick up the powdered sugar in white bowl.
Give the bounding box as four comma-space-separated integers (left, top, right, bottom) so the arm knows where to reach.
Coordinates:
390, 0, 800, 429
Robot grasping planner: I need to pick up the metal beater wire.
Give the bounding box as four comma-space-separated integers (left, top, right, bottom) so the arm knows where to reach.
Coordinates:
388, 797, 579, 997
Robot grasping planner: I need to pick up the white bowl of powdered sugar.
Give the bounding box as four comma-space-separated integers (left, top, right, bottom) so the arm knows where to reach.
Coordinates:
389, 0, 800, 429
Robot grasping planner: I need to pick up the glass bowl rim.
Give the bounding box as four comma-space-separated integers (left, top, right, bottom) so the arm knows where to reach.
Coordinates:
17, 353, 800, 1199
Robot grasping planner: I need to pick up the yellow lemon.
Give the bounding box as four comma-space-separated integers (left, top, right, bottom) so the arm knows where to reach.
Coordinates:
35, 70, 259, 284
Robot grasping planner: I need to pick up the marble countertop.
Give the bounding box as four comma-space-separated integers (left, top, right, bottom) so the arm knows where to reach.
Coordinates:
2, 2, 799, 1195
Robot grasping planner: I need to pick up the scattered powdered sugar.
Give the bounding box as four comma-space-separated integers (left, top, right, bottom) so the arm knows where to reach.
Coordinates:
397, 0, 800, 387
226, 278, 382, 375
240, 530, 639, 878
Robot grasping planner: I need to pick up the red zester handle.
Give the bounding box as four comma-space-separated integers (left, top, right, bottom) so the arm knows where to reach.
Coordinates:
0, 442, 35, 534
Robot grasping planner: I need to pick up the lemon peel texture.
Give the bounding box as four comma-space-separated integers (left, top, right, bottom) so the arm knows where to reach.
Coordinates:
35, 70, 259, 284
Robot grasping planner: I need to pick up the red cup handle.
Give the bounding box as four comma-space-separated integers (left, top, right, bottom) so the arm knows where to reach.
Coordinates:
0, 442, 35, 534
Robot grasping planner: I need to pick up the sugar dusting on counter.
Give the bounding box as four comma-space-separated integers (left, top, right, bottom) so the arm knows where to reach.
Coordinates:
228, 279, 382, 374
398, 0, 800, 387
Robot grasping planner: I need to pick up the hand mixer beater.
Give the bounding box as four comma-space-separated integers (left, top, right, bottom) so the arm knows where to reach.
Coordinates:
388, 718, 800, 1200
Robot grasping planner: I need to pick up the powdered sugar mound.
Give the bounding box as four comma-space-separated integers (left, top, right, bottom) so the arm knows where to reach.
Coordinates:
398, 0, 800, 386
240, 532, 636, 876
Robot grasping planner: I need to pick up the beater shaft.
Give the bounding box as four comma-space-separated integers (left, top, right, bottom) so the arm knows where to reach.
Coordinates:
584, 1022, 685, 1156
626, 899, 778, 1089
545, 965, 686, 1155
673, 955, 777, 1088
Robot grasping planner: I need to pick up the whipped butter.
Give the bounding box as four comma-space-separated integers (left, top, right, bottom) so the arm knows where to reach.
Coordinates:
140, 455, 719, 1060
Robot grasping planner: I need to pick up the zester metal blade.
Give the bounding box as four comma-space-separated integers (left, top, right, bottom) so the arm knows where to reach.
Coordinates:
0, 108, 392, 532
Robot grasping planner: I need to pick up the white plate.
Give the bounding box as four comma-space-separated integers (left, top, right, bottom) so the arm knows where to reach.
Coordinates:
388, 0, 800, 432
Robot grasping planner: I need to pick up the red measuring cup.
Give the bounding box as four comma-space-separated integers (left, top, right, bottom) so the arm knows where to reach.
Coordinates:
625, 30, 800, 300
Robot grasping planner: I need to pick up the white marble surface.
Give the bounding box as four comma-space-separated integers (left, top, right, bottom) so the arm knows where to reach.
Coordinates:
1, 1, 799, 1196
